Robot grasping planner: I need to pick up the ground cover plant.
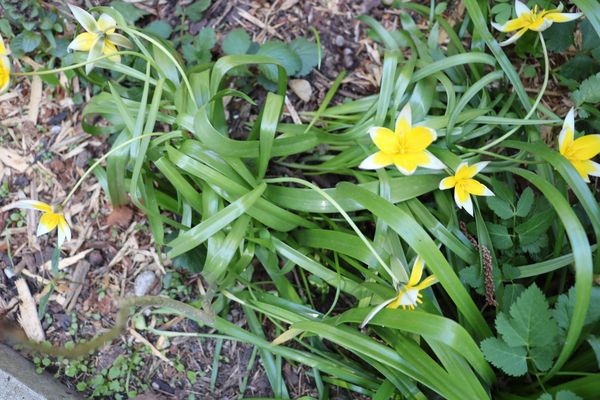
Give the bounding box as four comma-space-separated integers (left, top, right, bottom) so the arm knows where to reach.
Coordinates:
1, 0, 600, 399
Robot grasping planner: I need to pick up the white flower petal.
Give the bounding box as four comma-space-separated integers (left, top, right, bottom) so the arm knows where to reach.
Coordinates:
531, 19, 553, 32
359, 153, 387, 170
498, 28, 527, 46
2, 200, 51, 212
68, 4, 98, 33
588, 161, 600, 178
421, 151, 446, 170
563, 107, 575, 133
491, 21, 509, 32
515, 0, 530, 17
396, 103, 412, 132
472, 161, 490, 175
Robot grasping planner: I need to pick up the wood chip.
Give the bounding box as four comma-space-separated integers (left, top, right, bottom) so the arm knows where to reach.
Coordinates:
0, 147, 30, 173
42, 248, 93, 271
15, 278, 45, 342
289, 79, 313, 102
64, 260, 91, 311
28, 75, 43, 124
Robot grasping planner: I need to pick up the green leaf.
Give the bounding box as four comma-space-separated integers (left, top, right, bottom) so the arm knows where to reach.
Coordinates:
109, 0, 149, 23
459, 265, 484, 294
543, 20, 576, 52
180, 0, 211, 21
520, 234, 548, 255
487, 223, 513, 250
515, 187, 534, 217
556, 391, 583, 400
19, 30, 41, 53
145, 20, 173, 39
507, 284, 558, 348
496, 313, 524, 348
501, 284, 525, 314
515, 209, 555, 244
288, 37, 320, 77
486, 196, 513, 219
560, 55, 600, 82
222, 28, 251, 55
530, 344, 557, 371
587, 335, 600, 368
581, 19, 600, 52
480, 337, 527, 377
572, 72, 600, 106
257, 40, 301, 81
552, 286, 600, 330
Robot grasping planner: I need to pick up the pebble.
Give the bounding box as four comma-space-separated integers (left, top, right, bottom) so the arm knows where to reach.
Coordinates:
50, 125, 61, 135
87, 250, 104, 266
134, 271, 158, 296
335, 35, 345, 47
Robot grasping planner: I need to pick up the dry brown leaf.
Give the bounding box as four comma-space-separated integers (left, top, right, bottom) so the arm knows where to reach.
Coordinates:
107, 206, 134, 228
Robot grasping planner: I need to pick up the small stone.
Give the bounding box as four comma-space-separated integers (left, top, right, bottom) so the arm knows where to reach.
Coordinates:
289, 79, 313, 102
50, 125, 61, 135
134, 271, 157, 296
74, 150, 91, 168
87, 250, 104, 266
335, 35, 345, 47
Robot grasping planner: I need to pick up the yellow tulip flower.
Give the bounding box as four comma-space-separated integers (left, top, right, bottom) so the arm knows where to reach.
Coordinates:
558, 108, 600, 182
387, 257, 438, 311
439, 162, 494, 216
67, 4, 133, 74
3, 200, 71, 247
0, 34, 11, 93
492, 1, 582, 46
359, 104, 445, 175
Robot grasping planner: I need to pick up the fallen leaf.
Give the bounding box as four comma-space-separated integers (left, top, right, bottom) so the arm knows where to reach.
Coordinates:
15, 278, 45, 342
0, 148, 30, 173
28, 75, 43, 124
106, 206, 133, 228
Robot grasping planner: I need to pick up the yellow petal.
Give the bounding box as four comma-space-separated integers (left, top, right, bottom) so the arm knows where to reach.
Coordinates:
103, 41, 121, 62
0, 56, 9, 94
37, 213, 59, 236
566, 135, 600, 161
558, 109, 575, 155
571, 160, 600, 182
0, 34, 6, 55
462, 179, 493, 196
368, 127, 399, 153
393, 152, 429, 175
68, 32, 98, 52
10, 200, 53, 213
528, 17, 553, 32
359, 151, 394, 169
455, 162, 477, 180
404, 126, 436, 152
439, 176, 456, 190
408, 256, 424, 287
388, 287, 419, 308
503, 16, 531, 32
416, 275, 438, 290
97, 14, 117, 33
395, 104, 412, 135
545, 12, 582, 23
57, 216, 71, 247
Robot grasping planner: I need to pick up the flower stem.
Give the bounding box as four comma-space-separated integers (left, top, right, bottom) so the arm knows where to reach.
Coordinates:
13, 51, 158, 77
478, 32, 549, 152
263, 177, 399, 287
61, 132, 164, 207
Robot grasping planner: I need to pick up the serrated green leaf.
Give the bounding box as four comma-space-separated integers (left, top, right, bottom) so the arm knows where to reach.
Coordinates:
572, 72, 600, 106
552, 286, 600, 331
556, 391, 583, 400
222, 28, 251, 55
496, 313, 524, 347
516, 209, 555, 243
487, 196, 513, 219
515, 187, 534, 217
587, 335, 600, 368
257, 40, 301, 82
508, 284, 558, 348
530, 343, 557, 371
289, 37, 319, 77
543, 20, 576, 52
560, 55, 600, 82
19, 30, 41, 53
501, 284, 525, 314
520, 233, 548, 254
481, 337, 528, 377
487, 223, 513, 250
459, 265, 484, 294
179, 0, 211, 21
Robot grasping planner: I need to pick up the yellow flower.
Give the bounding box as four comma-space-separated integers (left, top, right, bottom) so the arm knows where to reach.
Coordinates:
439, 162, 494, 216
492, 1, 582, 46
558, 108, 600, 182
359, 104, 445, 175
67, 4, 133, 74
3, 200, 71, 247
0, 34, 11, 93
387, 257, 438, 311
